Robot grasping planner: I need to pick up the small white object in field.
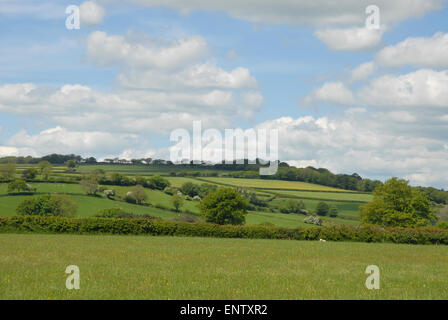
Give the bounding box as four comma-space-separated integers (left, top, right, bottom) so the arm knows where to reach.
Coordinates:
319, 239, 326, 242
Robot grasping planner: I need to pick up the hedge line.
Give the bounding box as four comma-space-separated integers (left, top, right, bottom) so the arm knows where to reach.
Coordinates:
1, 216, 448, 245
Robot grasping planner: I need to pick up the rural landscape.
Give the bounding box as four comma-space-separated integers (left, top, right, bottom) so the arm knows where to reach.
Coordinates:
0, 155, 447, 299
1, 0, 448, 304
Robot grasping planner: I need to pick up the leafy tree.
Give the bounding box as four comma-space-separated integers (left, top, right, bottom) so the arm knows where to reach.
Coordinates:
0, 162, 16, 180
360, 177, 436, 227
16, 194, 77, 217
199, 188, 248, 225
38, 161, 52, 180
21, 167, 38, 180
147, 175, 170, 190
286, 199, 306, 214
91, 169, 106, 182
131, 185, 148, 204
66, 160, 76, 169
316, 201, 330, 216
180, 182, 200, 197
80, 178, 99, 195
171, 194, 184, 212
329, 205, 339, 217
8, 179, 35, 194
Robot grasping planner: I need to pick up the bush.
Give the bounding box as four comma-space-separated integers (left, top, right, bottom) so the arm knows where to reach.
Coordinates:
147, 175, 170, 190
80, 178, 99, 195
130, 185, 148, 204
95, 208, 156, 219
199, 188, 248, 225
7, 179, 35, 194
1, 216, 448, 245
329, 205, 339, 218
16, 194, 77, 217
316, 202, 330, 216
21, 168, 38, 180
180, 182, 201, 197
304, 215, 323, 226
171, 194, 184, 212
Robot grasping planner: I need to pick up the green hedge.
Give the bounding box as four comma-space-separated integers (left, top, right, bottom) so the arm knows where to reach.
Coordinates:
0, 215, 448, 245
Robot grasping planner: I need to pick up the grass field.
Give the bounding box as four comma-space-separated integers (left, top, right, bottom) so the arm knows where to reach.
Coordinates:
197, 177, 354, 192
270, 190, 373, 202
1, 233, 447, 300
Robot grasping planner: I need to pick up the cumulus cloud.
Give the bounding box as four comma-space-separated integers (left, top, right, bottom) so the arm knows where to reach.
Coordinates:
125, 0, 443, 27
376, 32, 448, 68
87, 31, 209, 70
315, 27, 383, 51
255, 112, 448, 188
358, 69, 448, 108
305, 82, 355, 105
350, 61, 376, 82
80, 1, 105, 26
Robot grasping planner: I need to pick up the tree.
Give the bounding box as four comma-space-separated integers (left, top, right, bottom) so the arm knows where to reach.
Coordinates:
329, 205, 339, 217
66, 160, 76, 170
360, 177, 436, 227
131, 185, 148, 204
80, 178, 99, 195
7, 179, 35, 194
38, 161, 52, 180
16, 194, 77, 217
199, 188, 248, 225
286, 199, 306, 214
147, 175, 170, 190
180, 182, 200, 197
21, 167, 38, 180
0, 162, 16, 180
171, 194, 184, 212
316, 201, 330, 216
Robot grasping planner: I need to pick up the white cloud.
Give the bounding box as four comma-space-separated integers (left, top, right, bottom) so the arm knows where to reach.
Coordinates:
376, 32, 448, 68
255, 111, 448, 188
80, 1, 105, 26
125, 0, 443, 27
5, 126, 140, 157
350, 61, 376, 82
87, 31, 209, 70
305, 82, 355, 105
359, 69, 448, 108
315, 27, 383, 51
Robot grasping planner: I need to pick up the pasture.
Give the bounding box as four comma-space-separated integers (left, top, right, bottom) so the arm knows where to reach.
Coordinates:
1, 233, 447, 300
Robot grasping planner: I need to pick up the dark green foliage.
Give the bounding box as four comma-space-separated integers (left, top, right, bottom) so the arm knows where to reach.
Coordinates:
147, 175, 170, 190
95, 208, 155, 219
21, 168, 38, 180
316, 201, 330, 216
16, 194, 77, 217
360, 177, 436, 227
199, 188, 248, 225
329, 205, 339, 217
180, 182, 201, 197
7, 179, 35, 194
1, 216, 448, 245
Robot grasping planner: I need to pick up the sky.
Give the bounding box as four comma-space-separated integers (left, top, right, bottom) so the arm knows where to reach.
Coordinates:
0, 0, 448, 188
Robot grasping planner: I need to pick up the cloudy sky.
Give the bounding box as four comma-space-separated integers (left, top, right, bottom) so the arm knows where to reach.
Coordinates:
0, 0, 448, 188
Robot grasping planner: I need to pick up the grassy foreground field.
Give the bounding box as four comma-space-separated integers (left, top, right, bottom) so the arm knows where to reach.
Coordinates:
1, 233, 447, 299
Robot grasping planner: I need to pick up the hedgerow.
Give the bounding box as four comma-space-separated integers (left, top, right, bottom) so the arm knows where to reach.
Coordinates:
0, 216, 447, 245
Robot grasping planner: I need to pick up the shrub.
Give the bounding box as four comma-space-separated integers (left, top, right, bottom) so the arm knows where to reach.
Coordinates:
329, 205, 339, 218
316, 202, 330, 216
199, 188, 248, 225
171, 194, 184, 212
80, 178, 99, 195
147, 175, 170, 190
130, 185, 148, 205
21, 168, 38, 180
95, 208, 156, 219
2, 216, 448, 245
180, 182, 201, 197
436, 221, 448, 229
304, 215, 323, 226
16, 194, 77, 217
7, 179, 35, 194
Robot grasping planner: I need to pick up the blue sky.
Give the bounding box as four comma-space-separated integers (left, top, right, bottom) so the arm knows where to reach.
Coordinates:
1, 0, 448, 188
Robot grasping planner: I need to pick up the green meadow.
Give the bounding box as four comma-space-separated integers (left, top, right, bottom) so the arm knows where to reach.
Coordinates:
1, 233, 447, 300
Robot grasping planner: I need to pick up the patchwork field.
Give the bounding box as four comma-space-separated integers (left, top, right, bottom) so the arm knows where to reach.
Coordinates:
1, 233, 447, 300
